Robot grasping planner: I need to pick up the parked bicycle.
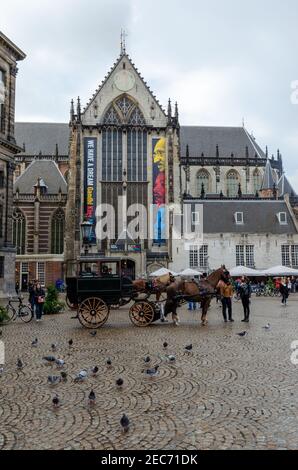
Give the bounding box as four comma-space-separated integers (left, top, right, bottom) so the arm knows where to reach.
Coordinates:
3, 296, 33, 324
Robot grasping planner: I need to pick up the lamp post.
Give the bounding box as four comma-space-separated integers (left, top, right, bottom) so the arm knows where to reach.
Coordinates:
80, 220, 93, 255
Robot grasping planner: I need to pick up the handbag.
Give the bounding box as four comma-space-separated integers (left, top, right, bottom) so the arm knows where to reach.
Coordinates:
37, 296, 45, 303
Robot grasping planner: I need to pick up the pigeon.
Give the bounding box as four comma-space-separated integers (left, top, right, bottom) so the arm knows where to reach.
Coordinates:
48, 375, 61, 386
143, 365, 159, 377
55, 358, 65, 368
120, 414, 130, 432
89, 331, 97, 337
31, 338, 38, 348
262, 323, 271, 330
88, 389, 96, 406
74, 370, 88, 383
163, 342, 168, 349
60, 371, 67, 382
166, 354, 176, 363
116, 378, 124, 388
91, 366, 99, 376
17, 358, 23, 369
144, 356, 151, 363
52, 394, 60, 409
106, 358, 112, 367
68, 339, 73, 347
0, 366, 3, 377
184, 344, 193, 352
237, 331, 248, 337
42, 355, 56, 364
51, 344, 57, 352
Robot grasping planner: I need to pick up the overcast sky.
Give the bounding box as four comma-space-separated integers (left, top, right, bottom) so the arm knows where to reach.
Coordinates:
2, 0, 298, 188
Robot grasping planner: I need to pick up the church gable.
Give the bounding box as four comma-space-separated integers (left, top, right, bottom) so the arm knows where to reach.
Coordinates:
82, 53, 167, 127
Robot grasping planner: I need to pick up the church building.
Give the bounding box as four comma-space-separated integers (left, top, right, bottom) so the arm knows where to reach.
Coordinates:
13, 45, 298, 284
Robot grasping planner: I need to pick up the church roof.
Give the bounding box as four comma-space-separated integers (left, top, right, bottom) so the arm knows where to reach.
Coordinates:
260, 159, 275, 190
14, 159, 67, 194
185, 199, 297, 234
277, 174, 297, 197
15, 122, 69, 156
180, 126, 266, 159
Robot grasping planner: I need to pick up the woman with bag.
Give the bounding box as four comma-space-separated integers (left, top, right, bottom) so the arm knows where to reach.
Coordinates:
34, 282, 45, 322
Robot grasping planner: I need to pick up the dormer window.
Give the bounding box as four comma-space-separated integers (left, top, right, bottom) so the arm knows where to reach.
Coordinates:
277, 212, 287, 225
234, 212, 244, 225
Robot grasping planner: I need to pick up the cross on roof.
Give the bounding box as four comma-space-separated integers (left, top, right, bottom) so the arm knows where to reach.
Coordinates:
120, 29, 128, 55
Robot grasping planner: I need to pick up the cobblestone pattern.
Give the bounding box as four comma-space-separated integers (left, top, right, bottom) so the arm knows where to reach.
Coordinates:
0, 296, 298, 450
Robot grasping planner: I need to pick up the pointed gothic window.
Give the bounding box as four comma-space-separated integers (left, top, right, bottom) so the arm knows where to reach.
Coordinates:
128, 107, 146, 126
196, 169, 210, 195
115, 96, 134, 118
51, 208, 65, 254
226, 170, 239, 197
103, 106, 122, 125
13, 209, 26, 255
253, 168, 262, 193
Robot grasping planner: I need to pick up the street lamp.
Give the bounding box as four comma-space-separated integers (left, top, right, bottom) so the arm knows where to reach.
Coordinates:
81, 220, 93, 254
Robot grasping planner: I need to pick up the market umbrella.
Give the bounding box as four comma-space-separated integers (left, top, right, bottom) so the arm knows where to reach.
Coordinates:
229, 266, 264, 277
179, 268, 203, 276
261, 265, 298, 276
149, 267, 178, 277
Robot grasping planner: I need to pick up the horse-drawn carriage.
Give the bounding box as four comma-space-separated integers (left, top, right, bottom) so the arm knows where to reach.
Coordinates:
66, 258, 226, 329
66, 257, 162, 329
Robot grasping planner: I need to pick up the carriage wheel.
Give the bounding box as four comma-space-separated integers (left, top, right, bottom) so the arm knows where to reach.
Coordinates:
78, 297, 109, 329
129, 301, 155, 327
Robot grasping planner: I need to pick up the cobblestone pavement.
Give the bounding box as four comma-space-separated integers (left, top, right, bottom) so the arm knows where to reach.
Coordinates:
1, 295, 298, 450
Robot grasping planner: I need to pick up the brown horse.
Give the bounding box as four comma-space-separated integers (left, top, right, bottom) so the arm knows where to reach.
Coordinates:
165, 267, 226, 326
132, 272, 176, 301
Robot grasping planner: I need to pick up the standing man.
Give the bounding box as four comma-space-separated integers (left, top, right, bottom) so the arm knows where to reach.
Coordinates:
239, 277, 252, 322
280, 278, 289, 306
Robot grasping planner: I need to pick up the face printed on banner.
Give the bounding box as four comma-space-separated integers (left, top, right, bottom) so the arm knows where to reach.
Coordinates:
152, 137, 166, 242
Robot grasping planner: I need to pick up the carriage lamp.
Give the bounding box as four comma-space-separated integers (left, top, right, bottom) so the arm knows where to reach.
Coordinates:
81, 220, 93, 246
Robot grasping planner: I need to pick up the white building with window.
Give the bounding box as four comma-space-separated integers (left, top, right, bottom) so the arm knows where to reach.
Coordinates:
170, 198, 298, 273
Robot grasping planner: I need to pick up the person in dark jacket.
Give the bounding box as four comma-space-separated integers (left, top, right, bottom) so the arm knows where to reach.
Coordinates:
34, 283, 45, 322
280, 278, 289, 306
239, 277, 252, 322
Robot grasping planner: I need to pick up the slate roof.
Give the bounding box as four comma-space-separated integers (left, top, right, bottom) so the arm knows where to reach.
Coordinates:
186, 200, 297, 234
180, 126, 266, 159
277, 174, 297, 197
15, 122, 69, 156
15, 122, 267, 163
14, 160, 67, 194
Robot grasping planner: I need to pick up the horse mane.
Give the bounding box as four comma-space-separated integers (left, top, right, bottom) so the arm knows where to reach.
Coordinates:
206, 267, 224, 287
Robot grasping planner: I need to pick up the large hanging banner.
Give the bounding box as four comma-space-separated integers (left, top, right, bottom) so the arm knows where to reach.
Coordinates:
152, 137, 166, 244
84, 137, 97, 244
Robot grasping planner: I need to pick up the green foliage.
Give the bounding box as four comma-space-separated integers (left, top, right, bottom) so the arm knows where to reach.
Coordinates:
43, 285, 65, 315
266, 277, 274, 290
0, 305, 9, 324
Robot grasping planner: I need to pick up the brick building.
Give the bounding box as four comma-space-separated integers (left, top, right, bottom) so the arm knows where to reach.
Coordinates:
13, 159, 67, 289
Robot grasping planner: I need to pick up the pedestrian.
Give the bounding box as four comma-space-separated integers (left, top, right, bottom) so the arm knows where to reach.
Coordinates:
188, 301, 197, 310
28, 281, 36, 317
217, 273, 234, 322
280, 278, 289, 306
34, 282, 46, 322
239, 276, 252, 322
15, 280, 20, 295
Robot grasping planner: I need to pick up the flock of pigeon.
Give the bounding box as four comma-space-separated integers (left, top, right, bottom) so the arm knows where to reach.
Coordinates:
0, 323, 272, 433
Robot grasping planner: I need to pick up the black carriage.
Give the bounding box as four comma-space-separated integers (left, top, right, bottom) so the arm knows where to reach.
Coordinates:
66, 257, 161, 328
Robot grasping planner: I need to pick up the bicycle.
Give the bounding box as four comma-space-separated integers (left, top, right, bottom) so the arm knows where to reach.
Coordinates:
3, 296, 33, 324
